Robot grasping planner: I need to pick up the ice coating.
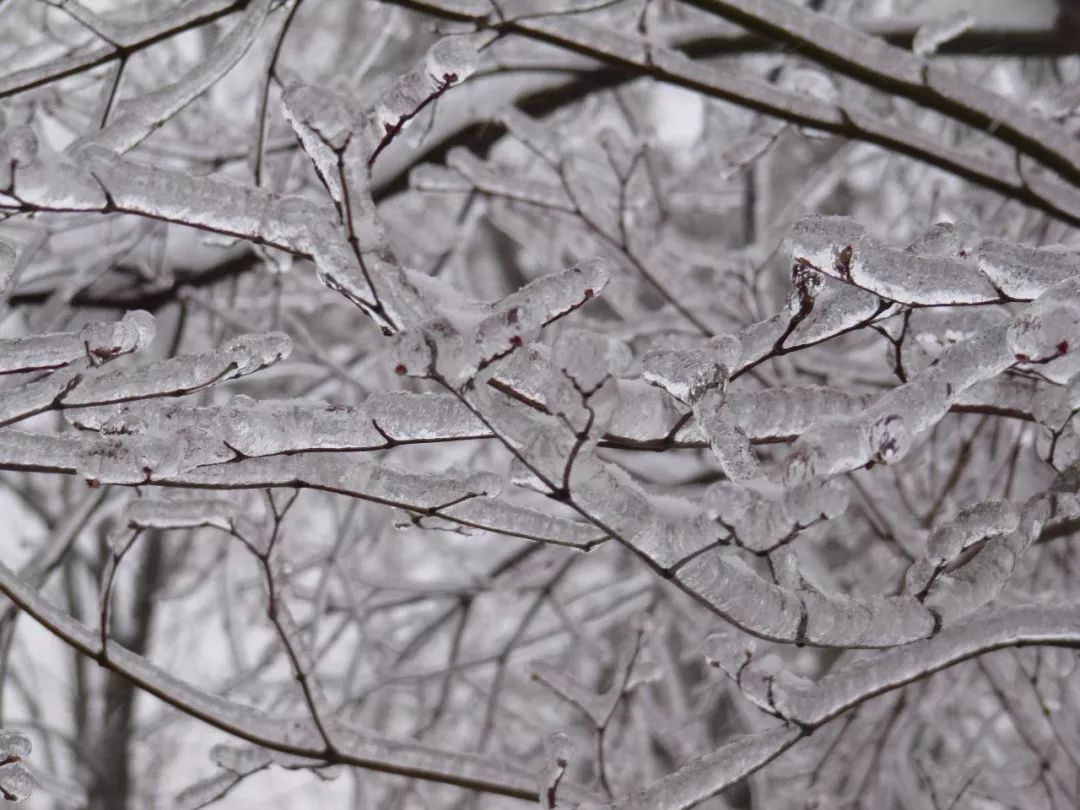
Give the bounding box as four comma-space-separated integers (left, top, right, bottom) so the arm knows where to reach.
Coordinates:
0, 239, 14, 306
912, 11, 975, 56
0, 311, 155, 375
975, 238, 1080, 299
789, 215, 1000, 305
61, 333, 290, 408
581, 727, 801, 810
81, 310, 157, 361
392, 258, 608, 386
703, 478, 848, 553
784, 278, 1080, 481
554, 328, 632, 390
924, 500, 1020, 567
124, 496, 246, 531
642, 348, 726, 405
694, 389, 761, 481
724, 386, 874, 439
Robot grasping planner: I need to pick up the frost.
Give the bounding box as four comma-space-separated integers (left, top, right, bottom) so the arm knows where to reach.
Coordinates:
76, 0, 273, 153
0, 429, 225, 484
5, 127, 38, 166
500, 108, 562, 163
778, 66, 837, 105
224, 332, 292, 374
82, 310, 157, 361
365, 34, 479, 159
912, 11, 975, 56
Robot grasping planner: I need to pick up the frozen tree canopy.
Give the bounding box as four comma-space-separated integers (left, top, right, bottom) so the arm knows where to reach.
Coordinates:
2, 0, 1080, 808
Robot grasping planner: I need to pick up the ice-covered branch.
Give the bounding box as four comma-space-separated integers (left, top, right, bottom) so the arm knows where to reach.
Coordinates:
784, 275, 1080, 480
613, 604, 1080, 810
0, 0, 252, 99
384, 0, 1080, 227
680, 0, 1080, 191
0, 558, 599, 804
74, 0, 273, 153
0, 310, 154, 374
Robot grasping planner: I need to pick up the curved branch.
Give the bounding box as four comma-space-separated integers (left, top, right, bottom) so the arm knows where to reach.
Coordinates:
0, 558, 599, 804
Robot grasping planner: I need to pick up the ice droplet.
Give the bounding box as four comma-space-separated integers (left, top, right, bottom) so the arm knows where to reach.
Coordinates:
0, 761, 34, 801
0, 730, 30, 759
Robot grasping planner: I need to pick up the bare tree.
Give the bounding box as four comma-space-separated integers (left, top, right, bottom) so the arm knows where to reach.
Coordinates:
1, 1, 1080, 808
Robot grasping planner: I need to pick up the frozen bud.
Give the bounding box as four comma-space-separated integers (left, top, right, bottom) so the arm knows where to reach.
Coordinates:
538, 732, 573, 809
390, 322, 443, 379
226, 332, 292, 373
0, 730, 30, 760
707, 333, 743, 373
788, 259, 825, 312
425, 36, 478, 85
1007, 300, 1080, 363
5, 126, 38, 165
867, 413, 907, 464
704, 629, 755, 677
543, 731, 573, 765
82, 310, 156, 361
